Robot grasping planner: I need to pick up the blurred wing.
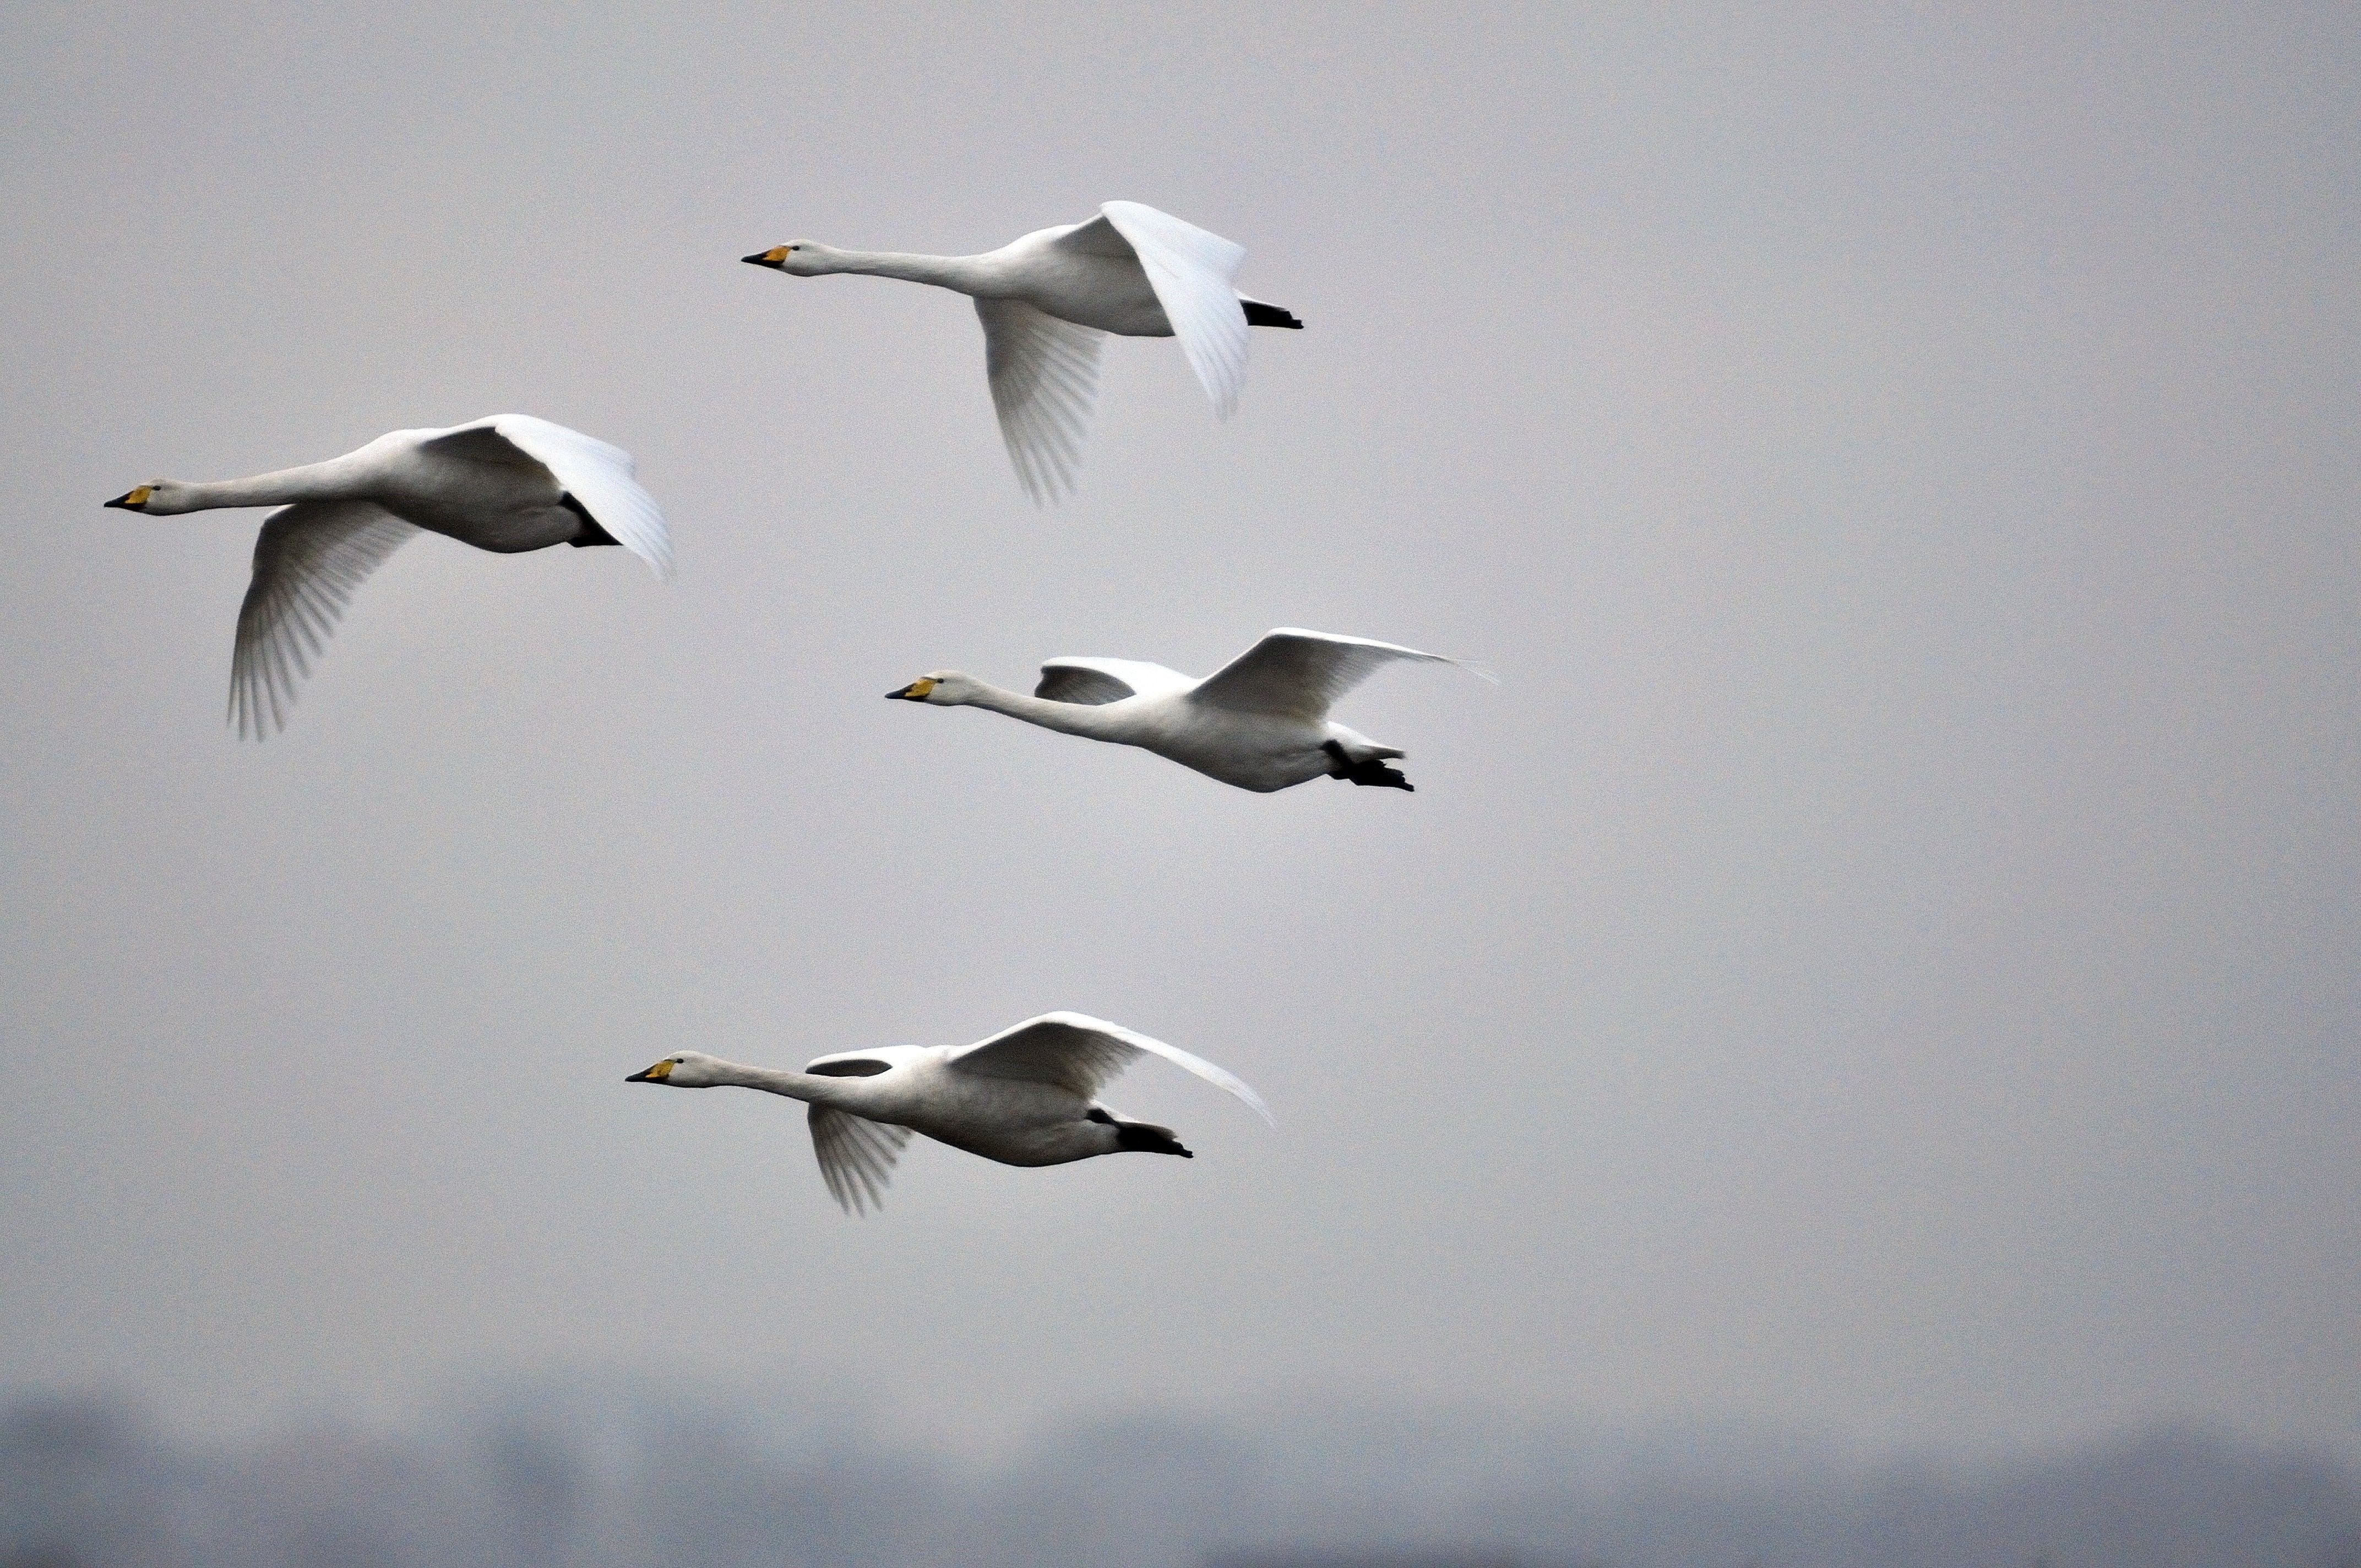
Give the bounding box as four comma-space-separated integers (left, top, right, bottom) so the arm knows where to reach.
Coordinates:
1098, 202, 1250, 417
1035, 657, 1193, 705
977, 298, 1106, 504
1189, 628, 1466, 721
949, 1011, 1272, 1124
229, 500, 421, 740
808, 1106, 913, 1216
429, 415, 673, 580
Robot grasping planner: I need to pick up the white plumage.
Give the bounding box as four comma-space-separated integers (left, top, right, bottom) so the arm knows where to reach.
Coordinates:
105, 415, 671, 738
627, 1012, 1272, 1215
743, 201, 1301, 502
890, 628, 1489, 794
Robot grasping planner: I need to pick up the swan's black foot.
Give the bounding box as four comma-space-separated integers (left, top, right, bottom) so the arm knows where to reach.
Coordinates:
1323, 739, 1414, 791
561, 492, 621, 547
1111, 1118, 1193, 1158
1242, 300, 1304, 329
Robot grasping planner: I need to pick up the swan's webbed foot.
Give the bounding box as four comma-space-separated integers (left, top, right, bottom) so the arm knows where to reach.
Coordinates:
1323, 739, 1415, 791
560, 492, 622, 547
1115, 1122, 1193, 1158
1090, 1107, 1194, 1158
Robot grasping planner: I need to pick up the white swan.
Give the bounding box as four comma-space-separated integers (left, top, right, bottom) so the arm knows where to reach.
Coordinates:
887, 628, 1487, 793
742, 201, 1302, 502
626, 1011, 1272, 1215
106, 415, 672, 738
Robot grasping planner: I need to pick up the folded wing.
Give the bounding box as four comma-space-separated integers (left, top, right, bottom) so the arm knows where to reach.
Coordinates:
808, 1105, 915, 1216
431, 415, 673, 579
1035, 657, 1194, 706
977, 298, 1107, 504
948, 1011, 1272, 1123
1189, 628, 1466, 722
230, 500, 422, 740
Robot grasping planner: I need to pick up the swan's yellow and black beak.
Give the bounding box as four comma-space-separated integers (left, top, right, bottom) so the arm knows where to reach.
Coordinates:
625, 1059, 674, 1084
105, 486, 154, 511
742, 247, 789, 269
886, 677, 935, 701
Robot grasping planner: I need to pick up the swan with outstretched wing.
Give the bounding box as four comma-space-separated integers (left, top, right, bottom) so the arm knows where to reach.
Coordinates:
889, 628, 1490, 793
106, 415, 671, 738
743, 202, 1301, 502
627, 1012, 1271, 1216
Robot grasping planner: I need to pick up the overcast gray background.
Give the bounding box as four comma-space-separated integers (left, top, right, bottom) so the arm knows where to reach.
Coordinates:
2, 0, 2355, 1474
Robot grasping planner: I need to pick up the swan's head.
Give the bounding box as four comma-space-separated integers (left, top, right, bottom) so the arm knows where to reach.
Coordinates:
740, 242, 843, 277
625, 1050, 726, 1088
885, 671, 981, 706
104, 482, 197, 515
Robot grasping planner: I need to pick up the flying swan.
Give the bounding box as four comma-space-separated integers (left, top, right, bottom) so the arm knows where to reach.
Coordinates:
888, 628, 1487, 793
106, 415, 672, 738
742, 201, 1301, 502
626, 1011, 1272, 1215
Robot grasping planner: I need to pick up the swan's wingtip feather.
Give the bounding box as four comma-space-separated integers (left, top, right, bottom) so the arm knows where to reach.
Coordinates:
1035, 1009, 1113, 1032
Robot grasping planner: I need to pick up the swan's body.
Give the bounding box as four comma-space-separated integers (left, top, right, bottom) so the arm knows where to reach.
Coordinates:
106, 415, 671, 737
743, 201, 1301, 501
627, 1011, 1271, 1215
889, 628, 1484, 793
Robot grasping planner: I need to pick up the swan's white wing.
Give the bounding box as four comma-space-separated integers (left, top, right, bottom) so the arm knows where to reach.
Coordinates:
1035, 663, 1134, 705
229, 500, 422, 740
1035, 656, 1194, 705
948, 1012, 1272, 1124
802, 1050, 896, 1078
808, 1105, 914, 1216
1046, 211, 1137, 259
1189, 628, 1470, 722
1098, 202, 1250, 417
430, 415, 673, 580
976, 298, 1106, 504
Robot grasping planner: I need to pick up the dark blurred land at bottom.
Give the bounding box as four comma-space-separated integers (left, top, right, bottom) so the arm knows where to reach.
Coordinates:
4, 1389, 2355, 1568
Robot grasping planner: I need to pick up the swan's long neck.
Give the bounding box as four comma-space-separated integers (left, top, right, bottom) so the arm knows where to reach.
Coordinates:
959, 683, 1126, 739
703, 1059, 848, 1105
151, 461, 358, 514
815, 248, 994, 295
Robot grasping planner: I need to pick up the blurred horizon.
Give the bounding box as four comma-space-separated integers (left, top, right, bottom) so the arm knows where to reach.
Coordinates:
8, 1381, 2359, 1567
8, 1363, 2358, 1477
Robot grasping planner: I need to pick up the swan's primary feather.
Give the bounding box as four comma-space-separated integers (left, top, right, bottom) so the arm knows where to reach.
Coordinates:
950, 1011, 1274, 1124
1035, 657, 1194, 706
977, 299, 1107, 504
1190, 628, 1464, 722
1094, 202, 1251, 417
432, 415, 673, 580
808, 1105, 914, 1216
230, 500, 421, 740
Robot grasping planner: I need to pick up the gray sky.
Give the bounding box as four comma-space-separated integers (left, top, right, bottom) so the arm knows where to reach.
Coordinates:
3, 1, 2355, 1463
